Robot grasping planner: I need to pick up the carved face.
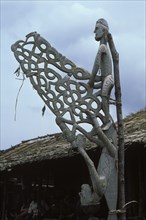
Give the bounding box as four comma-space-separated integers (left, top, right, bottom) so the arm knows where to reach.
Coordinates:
79, 184, 92, 205
94, 23, 105, 41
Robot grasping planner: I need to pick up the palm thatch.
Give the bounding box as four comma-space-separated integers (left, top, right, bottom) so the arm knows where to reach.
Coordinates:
0, 109, 145, 172
124, 108, 146, 144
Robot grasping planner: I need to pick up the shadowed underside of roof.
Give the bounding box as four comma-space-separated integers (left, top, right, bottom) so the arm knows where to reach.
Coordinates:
0, 109, 146, 171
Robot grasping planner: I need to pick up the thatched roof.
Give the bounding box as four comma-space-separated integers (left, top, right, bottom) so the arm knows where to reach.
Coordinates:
0, 109, 146, 172
124, 108, 146, 144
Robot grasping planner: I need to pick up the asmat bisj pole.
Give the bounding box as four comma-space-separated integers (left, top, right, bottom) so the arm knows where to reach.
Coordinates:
11, 18, 126, 220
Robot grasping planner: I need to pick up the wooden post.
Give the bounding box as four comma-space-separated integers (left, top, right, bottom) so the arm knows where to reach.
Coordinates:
108, 33, 126, 220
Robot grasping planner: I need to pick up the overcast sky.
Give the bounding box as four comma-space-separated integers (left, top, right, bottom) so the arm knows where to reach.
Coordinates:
1, 0, 145, 150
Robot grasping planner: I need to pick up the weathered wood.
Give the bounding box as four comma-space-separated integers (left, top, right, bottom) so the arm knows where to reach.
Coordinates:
108, 33, 126, 220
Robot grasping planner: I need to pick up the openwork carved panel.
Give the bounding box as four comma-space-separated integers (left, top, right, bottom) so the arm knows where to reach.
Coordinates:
11, 32, 105, 138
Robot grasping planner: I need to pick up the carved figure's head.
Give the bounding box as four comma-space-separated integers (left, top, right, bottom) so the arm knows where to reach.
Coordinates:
94, 18, 109, 41
79, 184, 101, 206
79, 184, 92, 205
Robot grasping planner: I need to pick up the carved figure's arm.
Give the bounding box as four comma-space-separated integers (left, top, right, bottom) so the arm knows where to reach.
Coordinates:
88, 44, 106, 87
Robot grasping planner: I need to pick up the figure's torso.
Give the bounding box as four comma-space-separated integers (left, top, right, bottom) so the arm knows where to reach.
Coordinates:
99, 44, 112, 77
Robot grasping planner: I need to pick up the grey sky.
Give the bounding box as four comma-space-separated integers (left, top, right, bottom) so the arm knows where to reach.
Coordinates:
1, 0, 145, 150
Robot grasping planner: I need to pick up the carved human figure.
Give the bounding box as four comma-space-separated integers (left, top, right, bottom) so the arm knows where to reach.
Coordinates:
88, 18, 114, 130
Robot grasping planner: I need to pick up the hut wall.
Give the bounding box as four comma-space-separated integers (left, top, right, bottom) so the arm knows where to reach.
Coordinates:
125, 143, 146, 219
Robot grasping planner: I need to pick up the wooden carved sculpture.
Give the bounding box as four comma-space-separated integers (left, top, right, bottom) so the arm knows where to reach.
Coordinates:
11, 19, 118, 220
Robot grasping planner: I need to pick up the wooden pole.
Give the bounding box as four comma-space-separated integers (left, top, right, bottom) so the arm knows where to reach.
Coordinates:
108, 33, 126, 220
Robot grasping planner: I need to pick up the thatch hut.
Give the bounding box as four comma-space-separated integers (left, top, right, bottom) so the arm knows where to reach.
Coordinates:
0, 109, 146, 220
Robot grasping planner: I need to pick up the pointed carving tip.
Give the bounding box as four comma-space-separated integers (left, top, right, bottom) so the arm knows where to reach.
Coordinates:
25, 31, 38, 38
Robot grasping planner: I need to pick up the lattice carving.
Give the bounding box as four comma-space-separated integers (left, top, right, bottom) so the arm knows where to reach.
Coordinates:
11, 32, 105, 140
